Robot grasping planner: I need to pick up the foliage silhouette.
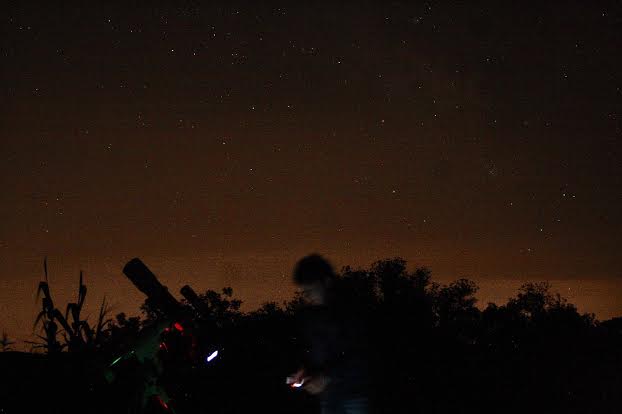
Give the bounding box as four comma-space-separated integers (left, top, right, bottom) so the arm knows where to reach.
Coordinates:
1, 331, 15, 352
1, 257, 620, 414
28, 258, 113, 354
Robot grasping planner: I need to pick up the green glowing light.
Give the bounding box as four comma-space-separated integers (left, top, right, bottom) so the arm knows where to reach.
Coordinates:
110, 356, 123, 366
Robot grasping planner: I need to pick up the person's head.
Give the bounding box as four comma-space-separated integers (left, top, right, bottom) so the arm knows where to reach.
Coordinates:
292, 254, 336, 305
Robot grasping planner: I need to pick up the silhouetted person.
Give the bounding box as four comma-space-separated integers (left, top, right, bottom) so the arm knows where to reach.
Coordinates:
287, 254, 371, 414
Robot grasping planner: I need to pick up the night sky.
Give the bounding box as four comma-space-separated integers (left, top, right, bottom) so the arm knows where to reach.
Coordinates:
2, 2, 621, 346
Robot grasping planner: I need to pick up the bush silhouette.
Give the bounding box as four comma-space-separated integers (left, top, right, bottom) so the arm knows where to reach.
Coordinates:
1, 256, 620, 413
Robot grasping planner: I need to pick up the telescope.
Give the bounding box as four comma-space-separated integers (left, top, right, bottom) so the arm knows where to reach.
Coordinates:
123, 258, 184, 317
106, 258, 221, 413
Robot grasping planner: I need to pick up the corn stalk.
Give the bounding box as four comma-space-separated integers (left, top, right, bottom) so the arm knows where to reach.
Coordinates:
31, 257, 112, 353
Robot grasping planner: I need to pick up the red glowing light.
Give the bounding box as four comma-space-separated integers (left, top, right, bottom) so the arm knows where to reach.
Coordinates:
173, 322, 184, 332
157, 396, 169, 410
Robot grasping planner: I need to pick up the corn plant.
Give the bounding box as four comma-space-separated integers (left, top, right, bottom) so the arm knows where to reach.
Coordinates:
63, 270, 91, 352
79, 296, 113, 351
30, 257, 112, 353
28, 257, 67, 353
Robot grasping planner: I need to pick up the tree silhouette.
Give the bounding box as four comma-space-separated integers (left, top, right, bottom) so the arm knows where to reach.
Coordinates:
1, 331, 15, 352
4, 255, 619, 414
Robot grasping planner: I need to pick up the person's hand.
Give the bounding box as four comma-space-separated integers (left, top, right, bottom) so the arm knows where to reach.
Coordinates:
303, 374, 330, 395
286, 368, 306, 387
